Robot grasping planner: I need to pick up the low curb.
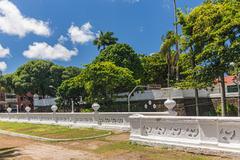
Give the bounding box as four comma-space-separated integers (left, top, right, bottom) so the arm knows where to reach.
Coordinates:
0, 129, 112, 142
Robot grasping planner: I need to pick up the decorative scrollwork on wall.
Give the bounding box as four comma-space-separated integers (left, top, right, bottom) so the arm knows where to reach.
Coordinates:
219, 129, 236, 141
186, 128, 199, 137
98, 117, 124, 124
170, 128, 181, 136
142, 125, 199, 138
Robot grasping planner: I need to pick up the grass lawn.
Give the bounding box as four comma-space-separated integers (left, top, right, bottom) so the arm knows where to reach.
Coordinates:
55, 133, 231, 160
93, 141, 228, 160
0, 121, 232, 159
0, 121, 110, 139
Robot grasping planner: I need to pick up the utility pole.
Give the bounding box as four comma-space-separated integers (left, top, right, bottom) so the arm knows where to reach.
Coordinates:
173, 0, 180, 81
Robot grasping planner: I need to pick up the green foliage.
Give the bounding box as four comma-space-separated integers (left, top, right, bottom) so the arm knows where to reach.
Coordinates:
94, 43, 143, 79
13, 60, 55, 96
178, 0, 240, 114
0, 73, 15, 93
93, 31, 118, 51
56, 75, 85, 110
0, 60, 82, 98
80, 108, 93, 112
62, 66, 81, 81
57, 62, 137, 110
140, 53, 168, 86
176, 54, 210, 89
82, 61, 138, 104
216, 103, 238, 116
178, 0, 240, 82
160, 31, 180, 83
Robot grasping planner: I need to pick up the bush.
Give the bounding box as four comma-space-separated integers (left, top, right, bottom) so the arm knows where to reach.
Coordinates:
216, 103, 238, 116
80, 108, 93, 112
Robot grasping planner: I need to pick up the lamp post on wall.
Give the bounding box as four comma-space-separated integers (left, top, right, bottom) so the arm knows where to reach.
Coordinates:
230, 62, 240, 117
25, 106, 31, 121
71, 99, 74, 113
16, 104, 19, 114
51, 105, 58, 122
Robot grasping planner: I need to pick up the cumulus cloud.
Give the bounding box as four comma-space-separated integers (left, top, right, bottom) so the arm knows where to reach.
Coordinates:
68, 22, 95, 44
0, 61, 7, 71
23, 42, 78, 61
0, 0, 50, 37
0, 44, 10, 58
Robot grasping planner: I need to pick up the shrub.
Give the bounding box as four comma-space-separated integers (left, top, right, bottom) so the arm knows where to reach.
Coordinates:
216, 103, 238, 116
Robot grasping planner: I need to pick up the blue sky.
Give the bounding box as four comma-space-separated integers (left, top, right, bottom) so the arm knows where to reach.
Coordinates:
0, 0, 203, 73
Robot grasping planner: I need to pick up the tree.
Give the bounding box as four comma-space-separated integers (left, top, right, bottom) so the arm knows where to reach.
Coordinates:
94, 43, 143, 79
0, 74, 15, 93
81, 62, 137, 108
13, 60, 55, 97
160, 31, 178, 87
49, 65, 65, 92
140, 53, 168, 87
93, 31, 118, 51
4, 60, 82, 99
57, 76, 85, 111
178, 0, 240, 116
62, 66, 81, 81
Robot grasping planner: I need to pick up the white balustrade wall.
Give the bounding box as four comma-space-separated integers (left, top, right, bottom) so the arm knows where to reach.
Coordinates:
130, 115, 240, 155
0, 112, 172, 130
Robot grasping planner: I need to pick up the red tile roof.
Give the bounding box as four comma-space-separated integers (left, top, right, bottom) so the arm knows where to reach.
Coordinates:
214, 76, 236, 85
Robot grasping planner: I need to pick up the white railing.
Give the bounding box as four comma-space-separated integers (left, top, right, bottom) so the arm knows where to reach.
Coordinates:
0, 112, 173, 131
129, 115, 240, 155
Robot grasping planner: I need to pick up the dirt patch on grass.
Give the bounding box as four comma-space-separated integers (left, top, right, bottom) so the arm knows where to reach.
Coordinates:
0, 135, 100, 160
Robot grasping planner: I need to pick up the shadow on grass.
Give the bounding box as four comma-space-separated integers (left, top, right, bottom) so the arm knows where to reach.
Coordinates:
0, 147, 21, 159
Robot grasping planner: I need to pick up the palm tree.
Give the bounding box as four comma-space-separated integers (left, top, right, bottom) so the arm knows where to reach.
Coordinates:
160, 31, 177, 87
93, 31, 118, 51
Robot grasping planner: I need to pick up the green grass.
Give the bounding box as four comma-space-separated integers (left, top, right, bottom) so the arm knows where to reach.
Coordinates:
0, 121, 110, 139
94, 141, 230, 160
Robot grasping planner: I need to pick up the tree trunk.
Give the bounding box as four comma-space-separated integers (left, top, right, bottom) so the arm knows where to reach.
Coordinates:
190, 47, 199, 116
220, 74, 227, 116
195, 88, 199, 116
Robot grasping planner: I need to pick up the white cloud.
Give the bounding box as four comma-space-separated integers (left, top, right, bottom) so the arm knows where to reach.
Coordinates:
0, 0, 50, 37
23, 42, 78, 61
0, 44, 10, 58
0, 61, 7, 71
68, 22, 95, 44
58, 35, 68, 44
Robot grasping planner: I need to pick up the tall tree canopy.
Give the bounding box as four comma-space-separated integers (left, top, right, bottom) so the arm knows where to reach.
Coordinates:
93, 31, 118, 51
94, 43, 143, 79
57, 75, 85, 111
178, 0, 240, 116
0, 60, 82, 98
82, 61, 137, 103
140, 53, 168, 86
